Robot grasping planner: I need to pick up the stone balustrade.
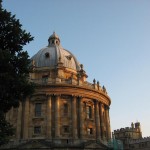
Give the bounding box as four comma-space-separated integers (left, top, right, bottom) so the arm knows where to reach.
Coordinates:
30, 77, 107, 94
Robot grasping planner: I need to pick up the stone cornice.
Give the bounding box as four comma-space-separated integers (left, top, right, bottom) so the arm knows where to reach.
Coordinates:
35, 84, 111, 106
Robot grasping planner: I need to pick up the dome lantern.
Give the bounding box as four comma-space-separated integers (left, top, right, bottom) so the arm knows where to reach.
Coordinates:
48, 32, 60, 46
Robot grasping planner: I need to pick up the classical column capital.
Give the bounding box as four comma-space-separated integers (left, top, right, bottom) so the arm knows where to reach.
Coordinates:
54, 94, 61, 97
71, 94, 77, 97
104, 105, 110, 110
46, 94, 52, 99
94, 99, 99, 104
78, 95, 83, 99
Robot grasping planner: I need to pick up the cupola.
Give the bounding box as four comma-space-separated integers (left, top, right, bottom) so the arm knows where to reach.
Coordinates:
48, 32, 60, 46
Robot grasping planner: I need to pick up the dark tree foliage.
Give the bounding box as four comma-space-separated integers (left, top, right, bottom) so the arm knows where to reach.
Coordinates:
0, 0, 34, 145
0, 113, 14, 145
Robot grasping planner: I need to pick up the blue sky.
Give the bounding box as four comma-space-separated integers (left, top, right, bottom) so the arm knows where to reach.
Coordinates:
3, 0, 150, 137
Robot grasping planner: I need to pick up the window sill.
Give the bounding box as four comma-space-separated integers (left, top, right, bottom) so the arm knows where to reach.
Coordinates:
32, 116, 44, 120
32, 134, 44, 138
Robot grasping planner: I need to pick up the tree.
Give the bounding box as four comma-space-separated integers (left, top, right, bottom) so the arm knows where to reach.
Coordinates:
0, 0, 34, 145
0, 113, 14, 145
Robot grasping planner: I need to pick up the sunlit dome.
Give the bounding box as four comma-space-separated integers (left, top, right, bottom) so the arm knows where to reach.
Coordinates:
31, 32, 81, 71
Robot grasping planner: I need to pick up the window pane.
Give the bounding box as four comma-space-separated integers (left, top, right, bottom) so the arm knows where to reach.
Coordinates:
34, 126, 41, 134
89, 106, 92, 118
35, 103, 42, 117
64, 103, 68, 115
86, 106, 92, 119
64, 126, 69, 133
87, 128, 93, 135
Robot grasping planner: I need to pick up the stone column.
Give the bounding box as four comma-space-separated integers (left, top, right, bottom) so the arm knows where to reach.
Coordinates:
95, 100, 100, 139
105, 105, 111, 140
79, 97, 84, 139
23, 97, 30, 139
72, 96, 78, 138
16, 103, 22, 139
47, 95, 52, 138
55, 95, 60, 138
20, 100, 25, 139
100, 103, 104, 140
28, 100, 34, 138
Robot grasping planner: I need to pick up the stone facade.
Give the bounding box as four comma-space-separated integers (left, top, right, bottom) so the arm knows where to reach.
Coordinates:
3, 32, 111, 149
128, 137, 150, 150
113, 122, 150, 150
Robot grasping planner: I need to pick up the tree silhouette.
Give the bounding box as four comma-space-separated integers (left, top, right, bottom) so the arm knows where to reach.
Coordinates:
0, 0, 34, 145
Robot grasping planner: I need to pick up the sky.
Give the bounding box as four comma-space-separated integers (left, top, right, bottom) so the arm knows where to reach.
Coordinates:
2, 0, 150, 137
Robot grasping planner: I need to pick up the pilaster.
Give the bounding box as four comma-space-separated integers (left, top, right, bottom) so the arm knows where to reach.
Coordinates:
95, 100, 100, 139
105, 105, 111, 140
55, 95, 60, 138
72, 96, 78, 138
79, 97, 84, 139
47, 95, 52, 138
23, 97, 29, 139
16, 103, 22, 139
100, 102, 104, 140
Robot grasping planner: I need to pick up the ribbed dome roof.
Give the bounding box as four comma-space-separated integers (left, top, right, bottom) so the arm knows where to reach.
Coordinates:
31, 32, 81, 71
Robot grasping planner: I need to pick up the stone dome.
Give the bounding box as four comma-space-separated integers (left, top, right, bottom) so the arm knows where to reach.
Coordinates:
31, 32, 81, 71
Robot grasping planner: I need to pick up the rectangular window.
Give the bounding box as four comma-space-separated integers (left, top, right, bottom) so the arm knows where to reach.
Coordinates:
86, 106, 92, 119
35, 103, 42, 117
63, 126, 69, 133
42, 75, 48, 84
64, 103, 68, 115
34, 126, 41, 134
87, 128, 93, 135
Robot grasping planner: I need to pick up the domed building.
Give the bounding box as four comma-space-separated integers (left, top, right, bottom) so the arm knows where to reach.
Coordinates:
4, 32, 111, 149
